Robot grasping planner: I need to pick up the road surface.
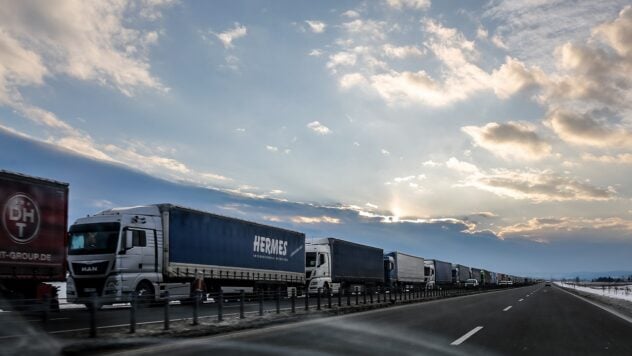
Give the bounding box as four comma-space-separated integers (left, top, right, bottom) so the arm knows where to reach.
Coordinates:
113, 284, 632, 355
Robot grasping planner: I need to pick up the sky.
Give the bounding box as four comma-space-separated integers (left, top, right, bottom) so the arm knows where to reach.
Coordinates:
0, 0, 631, 276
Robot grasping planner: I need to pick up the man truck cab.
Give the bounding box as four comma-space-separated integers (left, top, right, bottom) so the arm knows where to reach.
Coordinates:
305, 242, 336, 294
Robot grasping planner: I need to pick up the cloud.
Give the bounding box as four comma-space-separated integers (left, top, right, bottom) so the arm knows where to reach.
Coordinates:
342, 10, 360, 18
582, 153, 632, 164
306, 121, 332, 135
545, 109, 632, 149
0, 0, 170, 98
457, 168, 616, 203
498, 216, 632, 242
386, 0, 431, 10
490, 57, 545, 99
342, 19, 387, 40
339, 73, 368, 89
445, 157, 479, 174
381, 149, 390, 156
382, 44, 424, 59
462, 121, 552, 160
265, 145, 279, 152
305, 20, 326, 33
327, 51, 358, 70
215, 23, 247, 48
291, 216, 341, 224
422, 160, 440, 167
308, 49, 323, 57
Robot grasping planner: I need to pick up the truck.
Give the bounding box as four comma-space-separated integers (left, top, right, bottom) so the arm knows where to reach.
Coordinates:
424, 259, 452, 289
306, 238, 383, 294
452, 264, 470, 286
470, 268, 482, 283
66, 204, 305, 305
0, 170, 68, 310
482, 270, 493, 286
383, 252, 425, 290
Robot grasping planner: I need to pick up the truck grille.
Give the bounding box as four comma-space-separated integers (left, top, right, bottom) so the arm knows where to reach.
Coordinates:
72, 261, 110, 275
74, 278, 106, 298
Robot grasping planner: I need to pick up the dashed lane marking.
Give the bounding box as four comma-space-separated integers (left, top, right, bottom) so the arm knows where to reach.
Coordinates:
451, 326, 484, 346
503, 306, 512, 312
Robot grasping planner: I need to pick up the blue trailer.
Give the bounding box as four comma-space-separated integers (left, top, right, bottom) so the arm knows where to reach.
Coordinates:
67, 204, 305, 303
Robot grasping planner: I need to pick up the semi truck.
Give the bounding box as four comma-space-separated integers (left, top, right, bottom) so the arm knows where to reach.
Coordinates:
0, 170, 68, 309
470, 268, 482, 284
424, 259, 452, 289
306, 238, 383, 294
66, 204, 305, 305
452, 264, 470, 286
383, 251, 425, 290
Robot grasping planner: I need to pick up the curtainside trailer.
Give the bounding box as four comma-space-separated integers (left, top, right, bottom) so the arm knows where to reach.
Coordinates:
452, 264, 470, 285
470, 268, 482, 283
384, 251, 425, 290
306, 238, 383, 294
66, 204, 305, 305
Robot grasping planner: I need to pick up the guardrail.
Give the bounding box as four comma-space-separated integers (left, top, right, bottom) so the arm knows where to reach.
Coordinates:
0, 283, 532, 338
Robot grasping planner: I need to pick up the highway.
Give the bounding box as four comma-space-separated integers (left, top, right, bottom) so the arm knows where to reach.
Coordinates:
111, 284, 632, 355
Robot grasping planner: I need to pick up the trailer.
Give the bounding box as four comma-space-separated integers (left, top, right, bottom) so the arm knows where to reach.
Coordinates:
67, 204, 305, 304
424, 259, 453, 289
470, 268, 482, 283
306, 238, 383, 293
452, 264, 470, 285
0, 170, 68, 309
384, 251, 425, 289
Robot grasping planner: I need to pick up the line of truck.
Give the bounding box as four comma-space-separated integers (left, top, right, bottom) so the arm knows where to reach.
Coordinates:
0, 170, 532, 309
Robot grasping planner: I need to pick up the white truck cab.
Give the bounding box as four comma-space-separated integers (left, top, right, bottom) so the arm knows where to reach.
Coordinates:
305, 241, 338, 294
424, 260, 435, 290
66, 206, 187, 305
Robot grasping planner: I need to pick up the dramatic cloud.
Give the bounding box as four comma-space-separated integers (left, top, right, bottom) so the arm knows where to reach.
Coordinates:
326, 51, 357, 70
462, 122, 552, 160
490, 57, 545, 98
215, 23, 247, 48
305, 20, 326, 33
306, 121, 332, 135
339, 73, 368, 89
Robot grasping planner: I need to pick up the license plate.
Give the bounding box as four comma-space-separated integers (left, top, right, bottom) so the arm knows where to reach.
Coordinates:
84, 288, 96, 292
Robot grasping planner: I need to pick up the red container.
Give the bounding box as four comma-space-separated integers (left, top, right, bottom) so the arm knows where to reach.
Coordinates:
0, 170, 68, 282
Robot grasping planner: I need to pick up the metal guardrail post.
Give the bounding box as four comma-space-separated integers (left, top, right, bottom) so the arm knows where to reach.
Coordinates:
130, 292, 137, 333
259, 290, 264, 316
346, 289, 351, 306
164, 291, 170, 330
240, 290, 245, 319
276, 288, 280, 314
89, 294, 97, 338
328, 288, 332, 308
217, 289, 223, 322
291, 289, 296, 313
317, 288, 321, 310
370, 288, 373, 304
363, 289, 367, 304
42, 294, 49, 324
338, 289, 342, 307
304, 287, 309, 311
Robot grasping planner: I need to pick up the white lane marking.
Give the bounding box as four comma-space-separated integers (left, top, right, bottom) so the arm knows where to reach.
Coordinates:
503, 306, 512, 312
451, 326, 484, 346
519, 298, 524, 302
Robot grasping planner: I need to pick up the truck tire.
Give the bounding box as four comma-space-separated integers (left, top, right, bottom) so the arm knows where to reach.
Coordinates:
135, 281, 155, 306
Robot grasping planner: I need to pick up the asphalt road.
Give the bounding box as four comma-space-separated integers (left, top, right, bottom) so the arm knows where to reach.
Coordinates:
111, 284, 632, 355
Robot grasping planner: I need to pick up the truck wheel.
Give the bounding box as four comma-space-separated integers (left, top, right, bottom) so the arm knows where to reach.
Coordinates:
136, 281, 155, 306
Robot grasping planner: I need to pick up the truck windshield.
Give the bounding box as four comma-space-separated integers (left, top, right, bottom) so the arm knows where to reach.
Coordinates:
68, 223, 121, 255
306, 252, 317, 267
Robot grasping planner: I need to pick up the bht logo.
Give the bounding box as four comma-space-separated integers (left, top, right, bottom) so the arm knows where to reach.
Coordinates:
2, 194, 40, 244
